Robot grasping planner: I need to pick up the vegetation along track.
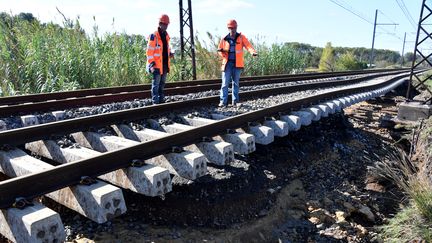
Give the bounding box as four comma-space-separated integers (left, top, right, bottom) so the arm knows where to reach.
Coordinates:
0, 69, 419, 242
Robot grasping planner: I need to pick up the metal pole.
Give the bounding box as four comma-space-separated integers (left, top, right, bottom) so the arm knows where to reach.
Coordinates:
401, 32, 406, 66
369, 9, 378, 68
179, 0, 185, 80
178, 0, 197, 80
187, 0, 197, 80
406, 0, 426, 100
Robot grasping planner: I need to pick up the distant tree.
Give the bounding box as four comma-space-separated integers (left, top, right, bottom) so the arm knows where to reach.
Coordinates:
17, 12, 36, 22
350, 47, 369, 63
0, 12, 39, 30
319, 42, 335, 71
336, 52, 367, 70
402, 52, 432, 68
0, 12, 11, 23
311, 47, 323, 67
170, 36, 181, 54
374, 49, 400, 64
404, 52, 416, 64
332, 46, 399, 67
285, 42, 322, 68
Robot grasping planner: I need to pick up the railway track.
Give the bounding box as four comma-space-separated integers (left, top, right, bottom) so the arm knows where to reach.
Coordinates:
0, 69, 416, 242
0, 69, 403, 117
0, 69, 408, 117
0, 68, 407, 106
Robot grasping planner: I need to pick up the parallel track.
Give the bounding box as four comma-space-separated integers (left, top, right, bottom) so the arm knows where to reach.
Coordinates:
0, 69, 408, 117
0, 68, 407, 106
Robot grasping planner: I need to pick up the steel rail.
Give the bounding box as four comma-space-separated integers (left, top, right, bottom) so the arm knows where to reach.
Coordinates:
0, 71, 409, 146
0, 70, 408, 117
0, 68, 408, 106
0, 73, 411, 209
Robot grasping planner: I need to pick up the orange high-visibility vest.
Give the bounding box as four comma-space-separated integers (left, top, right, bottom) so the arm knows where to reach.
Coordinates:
218, 33, 256, 71
146, 30, 171, 73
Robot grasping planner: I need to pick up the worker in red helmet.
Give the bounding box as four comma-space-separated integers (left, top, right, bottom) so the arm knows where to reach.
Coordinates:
146, 14, 174, 104
217, 19, 257, 107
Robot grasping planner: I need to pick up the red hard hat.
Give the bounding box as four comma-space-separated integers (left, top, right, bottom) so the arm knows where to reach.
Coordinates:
159, 14, 170, 25
227, 19, 237, 28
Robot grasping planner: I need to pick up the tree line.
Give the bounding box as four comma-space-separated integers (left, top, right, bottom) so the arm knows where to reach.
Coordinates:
286, 42, 416, 72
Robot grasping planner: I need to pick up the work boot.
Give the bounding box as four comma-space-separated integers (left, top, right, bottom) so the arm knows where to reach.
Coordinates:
218, 102, 227, 108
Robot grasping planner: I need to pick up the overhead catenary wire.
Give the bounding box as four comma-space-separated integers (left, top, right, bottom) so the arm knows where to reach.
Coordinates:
328, 0, 403, 41
377, 9, 398, 26
329, 0, 373, 24
395, 0, 417, 30
396, 0, 417, 29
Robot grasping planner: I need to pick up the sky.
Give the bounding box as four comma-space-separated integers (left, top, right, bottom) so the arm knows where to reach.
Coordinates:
0, 0, 427, 54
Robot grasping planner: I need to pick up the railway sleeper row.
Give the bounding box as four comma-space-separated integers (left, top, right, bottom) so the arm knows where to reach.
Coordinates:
0, 77, 406, 242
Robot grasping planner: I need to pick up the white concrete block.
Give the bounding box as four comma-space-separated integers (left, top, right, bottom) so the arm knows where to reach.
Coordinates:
263, 119, 289, 137
51, 111, 65, 120
161, 123, 235, 165
337, 98, 348, 107
332, 100, 343, 113
315, 104, 330, 118
73, 131, 206, 181
279, 115, 301, 131
180, 116, 216, 127
323, 102, 336, 114
148, 151, 207, 180
302, 107, 322, 121
218, 131, 255, 155
291, 111, 313, 126
0, 148, 126, 223
24, 139, 172, 197
181, 116, 256, 155
0, 120, 6, 131
20, 115, 39, 127
0, 203, 65, 243
241, 124, 274, 145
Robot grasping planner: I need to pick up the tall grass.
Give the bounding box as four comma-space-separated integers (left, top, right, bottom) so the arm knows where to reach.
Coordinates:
379, 204, 432, 242
194, 31, 221, 79
373, 148, 432, 241
193, 33, 306, 79
0, 15, 151, 96
420, 70, 432, 91
0, 14, 305, 96
244, 40, 305, 76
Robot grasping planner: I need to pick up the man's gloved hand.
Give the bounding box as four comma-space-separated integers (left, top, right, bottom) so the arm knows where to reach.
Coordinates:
149, 61, 156, 73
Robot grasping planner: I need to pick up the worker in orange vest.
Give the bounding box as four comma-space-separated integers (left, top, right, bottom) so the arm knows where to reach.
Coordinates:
217, 19, 257, 107
146, 14, 174, 104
